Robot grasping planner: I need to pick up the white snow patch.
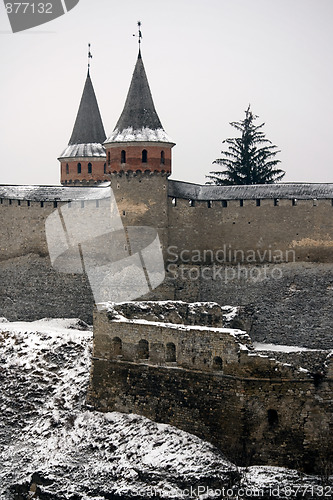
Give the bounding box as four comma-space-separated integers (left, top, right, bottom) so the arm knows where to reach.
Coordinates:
0, 318, 330, 498
106, 127, 175, 144
253, 342, 318, 352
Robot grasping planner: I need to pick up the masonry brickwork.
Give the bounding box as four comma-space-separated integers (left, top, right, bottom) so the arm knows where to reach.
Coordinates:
88, 301, 333, 474
106, 144, 172, 175
166, 195, 333, 264
1, 178, 333, 349
61, 158, 108, 185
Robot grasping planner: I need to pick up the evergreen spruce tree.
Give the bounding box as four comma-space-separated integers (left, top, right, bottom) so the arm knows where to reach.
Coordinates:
206, 105, 285, 185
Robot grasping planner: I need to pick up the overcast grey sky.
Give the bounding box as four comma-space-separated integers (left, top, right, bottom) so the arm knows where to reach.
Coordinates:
0, 0, 332, 186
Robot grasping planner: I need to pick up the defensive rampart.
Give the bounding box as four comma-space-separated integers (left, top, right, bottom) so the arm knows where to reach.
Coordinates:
1, 179, 333, 349
88, 301, 333, 474
167, 181, 333, 263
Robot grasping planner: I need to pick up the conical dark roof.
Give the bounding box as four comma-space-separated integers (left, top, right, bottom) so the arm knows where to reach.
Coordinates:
69, 71, 106, 145
105, 50, 174, 144
115, 50, 163, 131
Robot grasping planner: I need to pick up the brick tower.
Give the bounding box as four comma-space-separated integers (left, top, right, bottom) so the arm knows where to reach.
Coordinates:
59, 68, 107, 185
105, 45, 175, 263
104, 48, 175, 175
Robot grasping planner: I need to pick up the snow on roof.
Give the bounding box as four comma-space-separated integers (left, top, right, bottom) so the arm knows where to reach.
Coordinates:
59, 142, 106, 159
169, 180, 333, 200
105, 126, 175, 145
105, 51, 175, 146
0, 182, 111, 201
98, 301, 251, 345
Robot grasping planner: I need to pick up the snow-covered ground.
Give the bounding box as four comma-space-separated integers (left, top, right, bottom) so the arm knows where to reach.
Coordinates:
0, 319, 331, 499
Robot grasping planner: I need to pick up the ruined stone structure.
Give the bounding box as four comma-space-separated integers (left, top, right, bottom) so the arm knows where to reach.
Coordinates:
1, 47, 333, 349
88, 301, 333, 474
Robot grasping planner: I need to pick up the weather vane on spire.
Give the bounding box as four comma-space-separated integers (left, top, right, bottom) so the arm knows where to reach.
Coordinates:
88, 43, 92, 75
133, 21, 142, 45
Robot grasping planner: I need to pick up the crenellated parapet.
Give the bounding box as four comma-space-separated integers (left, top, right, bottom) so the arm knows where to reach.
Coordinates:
167, 180, 333, 264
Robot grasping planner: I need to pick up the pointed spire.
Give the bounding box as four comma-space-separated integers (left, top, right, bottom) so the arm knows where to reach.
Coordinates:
105, 49, 174, 144
115, 51, 163, 132
69, 72, 106, 146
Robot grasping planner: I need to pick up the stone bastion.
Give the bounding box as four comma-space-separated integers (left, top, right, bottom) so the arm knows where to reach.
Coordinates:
88, 300, 333, 475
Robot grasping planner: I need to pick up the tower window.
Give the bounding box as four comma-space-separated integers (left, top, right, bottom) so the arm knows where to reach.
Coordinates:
88, 162, 92, 174
142, 149, 148, 163
121, 150, 126, 164
166, 342, 176, 362
160, 151, 165, 165
138, 339, 149, 359
66, 163, 69, 174
108, 152, 111, 166
112, 337, 122, 357
104, 163, 106, 174
212, 356, 223, 371
77, 163, 81, 174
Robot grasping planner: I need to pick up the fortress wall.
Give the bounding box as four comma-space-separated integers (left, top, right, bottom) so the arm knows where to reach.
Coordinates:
1, 180, 333, 347
0, 200, 56, 260
0, 199, 96, 322
110, 172, 169, 253
167, 196, 333, 263
93, 309, 310, 378
89, 361, 332, 472
0, 179, 171, 322
0, 180, 170, 322
89, 307, 333, 473
93, 310, 246, 375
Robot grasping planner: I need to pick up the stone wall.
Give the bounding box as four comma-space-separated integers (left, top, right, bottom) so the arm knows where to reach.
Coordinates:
1, 178, 333, 350
0, 199, 53, 261
110, 172, 169, 253
88, 302, 333, 474
167, 196, 333, 264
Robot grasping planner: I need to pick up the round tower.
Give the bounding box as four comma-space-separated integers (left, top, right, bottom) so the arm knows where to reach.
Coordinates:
59, 68, 107, 185
104, 49, 175, 175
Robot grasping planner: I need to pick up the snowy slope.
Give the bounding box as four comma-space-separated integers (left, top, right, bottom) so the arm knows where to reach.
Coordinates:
0, 319, 331, 499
